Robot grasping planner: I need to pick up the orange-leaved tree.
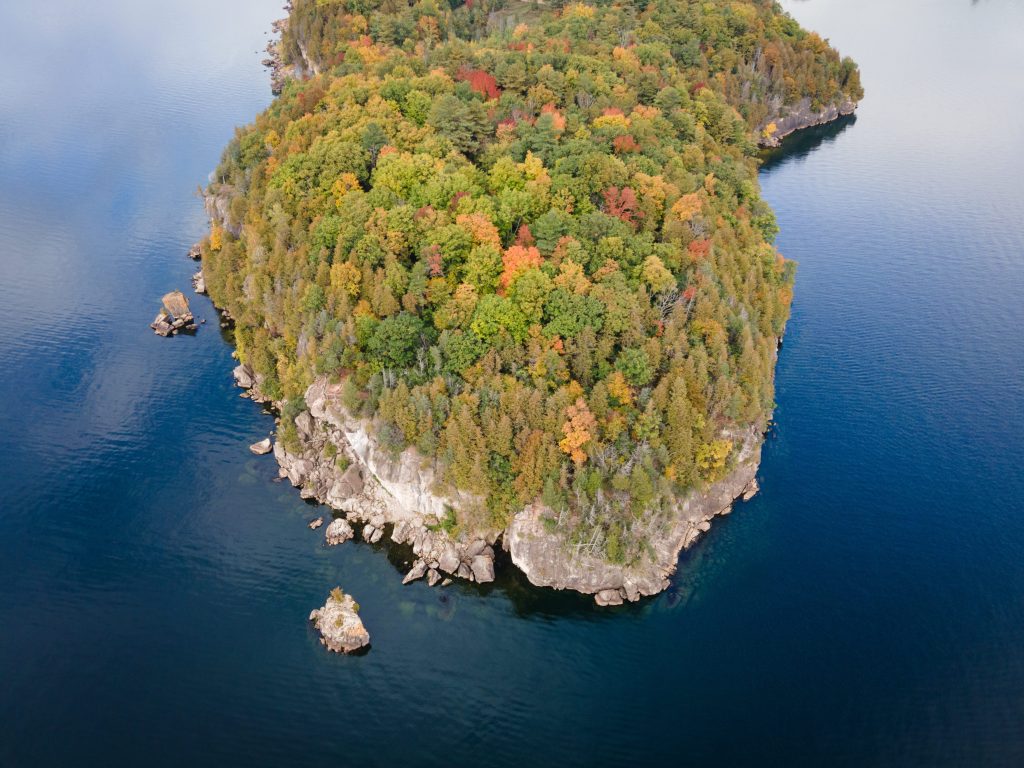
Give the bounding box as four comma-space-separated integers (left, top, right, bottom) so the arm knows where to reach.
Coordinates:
559, 398, 597, 465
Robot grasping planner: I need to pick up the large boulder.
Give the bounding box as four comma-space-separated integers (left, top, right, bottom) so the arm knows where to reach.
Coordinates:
402, 559, 427, 584
325, 517, 354, 546
309, 588, 369, 653
233, 364, 255, 389
470, 554, 495, 584
438, 545, 461, 575
595, 588, 624, 606
249, 438, 272, 455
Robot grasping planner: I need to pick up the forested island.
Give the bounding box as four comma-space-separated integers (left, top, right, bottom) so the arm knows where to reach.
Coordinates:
201, 0, 861, 604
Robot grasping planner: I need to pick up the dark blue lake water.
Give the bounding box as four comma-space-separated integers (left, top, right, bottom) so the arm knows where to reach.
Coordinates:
2, 0, 1023, 765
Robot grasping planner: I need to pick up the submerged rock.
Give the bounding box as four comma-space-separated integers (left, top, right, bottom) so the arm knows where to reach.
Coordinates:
324, 517, 354, 546
309, 588, 369, 654
249, 438, 272, 455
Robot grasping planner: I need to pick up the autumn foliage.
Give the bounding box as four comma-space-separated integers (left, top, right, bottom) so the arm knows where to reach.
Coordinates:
457, 67, 501, 100
203, 0, 856, 558
602, 186, 643, 227
612, 134, 640, 154
499, 245, 542, 291
559, 398, 597, 465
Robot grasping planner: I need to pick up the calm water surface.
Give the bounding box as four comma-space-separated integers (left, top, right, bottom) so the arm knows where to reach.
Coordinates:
2, 0, 1023, 765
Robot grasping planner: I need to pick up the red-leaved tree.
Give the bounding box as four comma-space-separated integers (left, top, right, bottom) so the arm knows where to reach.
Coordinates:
514, 223, 535, 247
457, 67, 501, 100
602, 186, 643, 227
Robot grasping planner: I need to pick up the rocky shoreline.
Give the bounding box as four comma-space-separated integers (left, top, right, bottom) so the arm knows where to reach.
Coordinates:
261, 7, 322, 96
758, 97, 858, 148
232, 365, 762, 605
506, 429, 762, 606
269, 375, 502, 588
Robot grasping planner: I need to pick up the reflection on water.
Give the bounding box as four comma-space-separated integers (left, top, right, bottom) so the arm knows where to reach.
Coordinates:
758, 114, 857, 171
2, 0, 1024, 765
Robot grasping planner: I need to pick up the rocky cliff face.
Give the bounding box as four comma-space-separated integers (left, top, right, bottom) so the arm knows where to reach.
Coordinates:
234, 370, 764, 605
759, 97, 858, 147
506, 429, 762, 605
203, 187, 241, 238
263, 15, 322, 95
266, 376, 501, 587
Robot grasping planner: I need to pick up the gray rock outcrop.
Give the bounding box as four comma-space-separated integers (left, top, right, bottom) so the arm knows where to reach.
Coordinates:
232, 363, 272, 404
267, 378, 500, 587
150, 290, 195, 337
236, 371, 764, 604
759, 97, 857, 147
505, 426, 764, 605
324, 517, 354, 546
309, 588, 369, 653
233, 364, 255, 389
263, 16, 322, 95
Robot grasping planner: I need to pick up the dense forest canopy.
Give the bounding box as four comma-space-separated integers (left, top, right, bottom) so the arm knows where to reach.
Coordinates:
281, 0, 862, 135
203, 0, 859, 562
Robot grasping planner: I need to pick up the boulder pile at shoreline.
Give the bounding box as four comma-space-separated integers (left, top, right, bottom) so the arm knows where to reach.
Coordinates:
150, 290, 195, 336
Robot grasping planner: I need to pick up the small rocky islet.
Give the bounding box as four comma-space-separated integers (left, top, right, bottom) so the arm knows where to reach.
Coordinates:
309, 587, 370, 654
149, 244, 208, 337
149, 290, 195, 337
